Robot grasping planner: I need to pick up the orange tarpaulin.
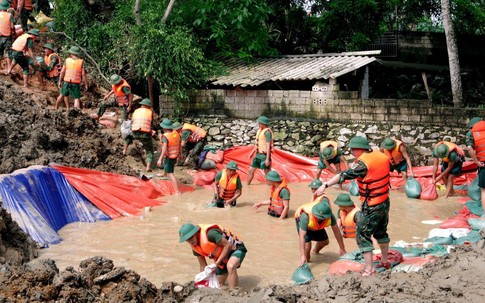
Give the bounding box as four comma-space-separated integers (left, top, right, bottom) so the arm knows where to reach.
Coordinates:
192, 146, 478, 189
51, 164, 194, 218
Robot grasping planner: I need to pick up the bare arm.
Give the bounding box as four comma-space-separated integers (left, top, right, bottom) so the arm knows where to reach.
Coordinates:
196, 255, 208, 272
432, 158, 439, 181
214, 237, 232, 268
58, 65, 66, 88
298, 228, 307, 266
279, 199, 290, 220
82, 68, 88, 91
103, 90, 115, 100
157, 140, 167, 166
331, 224, 346, 255
400, 145, 414, 176
436, 161, 454, 183
315, 173, 341, 196
225, 189, 241, 206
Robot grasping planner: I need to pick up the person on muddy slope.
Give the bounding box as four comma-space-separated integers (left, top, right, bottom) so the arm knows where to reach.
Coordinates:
178, 223, 247, 289
15, 0, 33, 32
92, 74, 133, 121
55, 46, 88, 110
295, 193, 346, 267
7, 28, 38, 87
37, 43, 60, 91
179, 122, 207, 169
124, 98, 156, 172
157, 118, 181, 195
0, 1, 15, 75
432, 141, 465, 198
315, 140, 348, 189
380, 138, 414, 182
466, 117, 485, 216
247, 116, 273, 185
253, 170, 290, 219
212, 160, 242, 208
315, 136, 391, 276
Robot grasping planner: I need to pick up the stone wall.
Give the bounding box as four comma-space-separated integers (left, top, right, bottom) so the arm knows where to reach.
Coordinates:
184, 116, 473, 167
160, 90, 485, 126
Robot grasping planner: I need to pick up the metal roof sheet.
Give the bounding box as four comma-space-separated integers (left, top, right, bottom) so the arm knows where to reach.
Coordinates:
211, 51, 379, 87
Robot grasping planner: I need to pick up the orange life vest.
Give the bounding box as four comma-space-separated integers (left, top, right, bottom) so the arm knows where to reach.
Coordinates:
11, 33, 33, 52
0, 11, 13, 37
113, 79, 131, 106
63, 57, 84, 84
16, 0, 33, 10
472, 121, 485, 162
44, 53, 61, 78
435, 141, 465, 163
131, 107, 152, 133
357, 151, 390, 206
218, 169, 239, 200
382, 139, 404, 165
268, 178, 289, 217
320, 140, 338, 159
162, 130, 181, 159
189, 224, 243, 268
340, 207, 358, 238
256, 127, 274, 154
294, 199, 332, 231
182, 123, 207, 143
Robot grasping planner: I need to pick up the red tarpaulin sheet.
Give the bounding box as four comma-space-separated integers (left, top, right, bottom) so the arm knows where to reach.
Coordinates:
51, 164, 194, 218
192, 146, 478, 188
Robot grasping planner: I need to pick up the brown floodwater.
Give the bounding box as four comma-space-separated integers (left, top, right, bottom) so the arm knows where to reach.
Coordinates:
38, 181, 462, 289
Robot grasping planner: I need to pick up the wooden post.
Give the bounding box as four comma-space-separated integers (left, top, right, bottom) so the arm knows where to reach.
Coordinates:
421, 72, 432, 102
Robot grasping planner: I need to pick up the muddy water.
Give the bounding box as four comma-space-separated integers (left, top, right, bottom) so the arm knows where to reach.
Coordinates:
39, 181, 462, 289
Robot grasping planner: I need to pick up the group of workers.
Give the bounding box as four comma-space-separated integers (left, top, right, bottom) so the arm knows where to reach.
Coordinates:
178, 115, 485, 288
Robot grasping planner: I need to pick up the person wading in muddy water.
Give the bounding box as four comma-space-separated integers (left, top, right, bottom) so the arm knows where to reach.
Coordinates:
211, 160, 242, 208
315, 136, 391, 276
247, 116, 273, 185
432, 141, 465, 198
253, 170, 290, 219
178, 223, 247, 289
294, 193, 346, 267
157, 118, 182, 195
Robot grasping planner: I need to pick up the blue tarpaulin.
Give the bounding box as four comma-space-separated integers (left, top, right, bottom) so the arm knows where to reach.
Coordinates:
0, 166, 110, 246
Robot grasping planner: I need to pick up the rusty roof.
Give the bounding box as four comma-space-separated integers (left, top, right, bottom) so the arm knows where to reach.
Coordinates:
211, 51, 380, 87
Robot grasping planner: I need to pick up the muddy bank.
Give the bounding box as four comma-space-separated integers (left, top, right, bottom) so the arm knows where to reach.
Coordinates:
0, 80, 136, 175
1, 241, 484, 302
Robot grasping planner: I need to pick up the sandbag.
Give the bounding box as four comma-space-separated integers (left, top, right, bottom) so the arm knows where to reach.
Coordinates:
339, 249, 363, 261
465, 200, 484, 216
373, 249, 404, 264
291, 263, 314, 284
423, 236, 454, 245
99, 120, 116, 129
440, 214, 472, 229
349, 180, 359, 196
194, 264, 219, 289
405, 177, 422, 198
121, 120, 133, 139
200, 159, 217, 170
392, 256, 437, 273
194, 171, 217, 187
453, 230, 482, 245
389, 246, 422, 258
467, 177, 481, 201
328, 260, 365, 275
468, 218, 485, 231
205, 150, 224, 163
420, 180, 438, 200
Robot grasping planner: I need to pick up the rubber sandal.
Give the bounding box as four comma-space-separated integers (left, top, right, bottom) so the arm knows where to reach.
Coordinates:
361, 268, 376, 277
375, 261, 391, 270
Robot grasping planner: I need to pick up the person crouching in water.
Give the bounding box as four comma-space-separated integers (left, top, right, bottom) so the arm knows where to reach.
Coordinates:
432, 141, 465, 198
295, 197, 346, 267
212, 161, 242, 208
253, 170, 290, 219
178, 223, 247, 289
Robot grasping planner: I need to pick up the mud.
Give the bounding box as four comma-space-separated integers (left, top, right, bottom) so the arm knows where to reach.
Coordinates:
0, 79, 136, 176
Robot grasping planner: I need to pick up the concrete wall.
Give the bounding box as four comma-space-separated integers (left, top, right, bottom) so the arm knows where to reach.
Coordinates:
159, 90, 485, 126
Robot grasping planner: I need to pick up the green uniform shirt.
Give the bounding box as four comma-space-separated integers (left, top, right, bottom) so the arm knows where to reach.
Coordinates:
338, 160, 368, 184
122, 86, 131, 95
215, 171, 243, 190
277, 188, 290, 200
181, 129, 192, 141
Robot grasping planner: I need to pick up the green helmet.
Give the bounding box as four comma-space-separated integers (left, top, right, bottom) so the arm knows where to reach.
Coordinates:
257, 116, 270, 125
178, 223, 200, 243
43, 43, 54, 51
468, 117, 482, 129
321, 147, 335, 160
27, 29, 40, 36
334, 194, 354, 206
109, 74, 122, 85
139, 98, 152, 107
67, 45, 81, 55
226, 161, 239, 170
159, 118, 173, 129
381, 138, 396, 150
0, 1, 10, 11
435, 144, 449, 158
347, 136, 371, 150
266, 170, 282, 182
308, 179, 323, 189
312, 202, 332, 220
171, 122, 182, 130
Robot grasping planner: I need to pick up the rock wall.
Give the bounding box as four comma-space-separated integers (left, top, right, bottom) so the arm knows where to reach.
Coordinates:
186, 116, 470, 166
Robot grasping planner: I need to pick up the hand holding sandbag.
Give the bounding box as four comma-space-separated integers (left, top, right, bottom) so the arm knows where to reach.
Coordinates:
349, 180, 359, 196
405, 177, 422, 198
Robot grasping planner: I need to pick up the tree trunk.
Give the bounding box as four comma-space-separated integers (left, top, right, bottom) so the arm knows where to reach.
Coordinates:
441, 0, 463, 107
162, 0, 176, 23
134, 0, 141, 26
